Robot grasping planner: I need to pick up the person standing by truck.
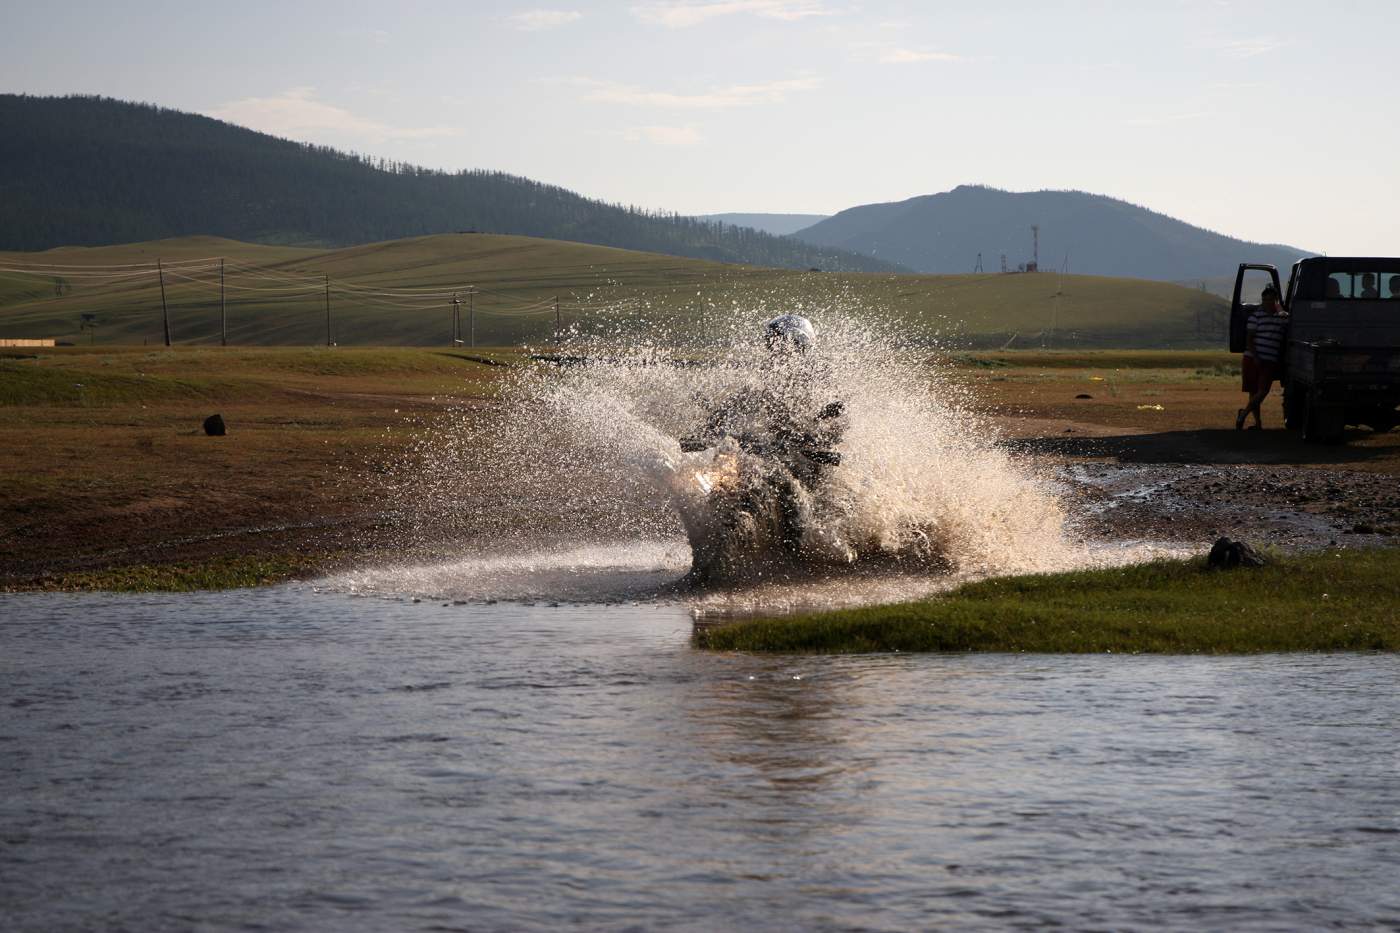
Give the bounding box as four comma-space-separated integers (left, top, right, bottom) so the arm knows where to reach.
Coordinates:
1239, 319, 1260, 417
1237, 286, 1289, 429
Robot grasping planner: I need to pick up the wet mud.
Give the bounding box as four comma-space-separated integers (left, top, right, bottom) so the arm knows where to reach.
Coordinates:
1057, 462, 1400, 549
991, 405, 1400, 553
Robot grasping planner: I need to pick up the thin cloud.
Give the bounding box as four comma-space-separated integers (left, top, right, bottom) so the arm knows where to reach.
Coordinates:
849, 40, 967, 65
879, 48, 964, 64
572, 76, 821, 109
623, 125, 704, 146
1123, 111, 1210, 127
207, 88, 462, 142
1201, 35, 1288, 58
632, 1, 831, 28
508, 9, 583, 31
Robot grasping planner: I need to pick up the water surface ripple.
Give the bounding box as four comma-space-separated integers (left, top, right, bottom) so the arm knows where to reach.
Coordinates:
3, 588, 1399, 930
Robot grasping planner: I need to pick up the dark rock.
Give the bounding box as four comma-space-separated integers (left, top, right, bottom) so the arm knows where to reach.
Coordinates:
202, 414, 226, 436
1075, 393, 1093, 399
1351, 523, 1376, 535
1207, 536, 1270, 569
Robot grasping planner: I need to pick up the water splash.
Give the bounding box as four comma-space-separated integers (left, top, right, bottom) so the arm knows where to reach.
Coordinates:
322, 542, 691, 603
360, 313, 1159, 608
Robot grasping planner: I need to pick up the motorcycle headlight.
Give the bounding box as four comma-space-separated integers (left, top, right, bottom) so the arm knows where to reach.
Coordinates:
694, 451, 739, 495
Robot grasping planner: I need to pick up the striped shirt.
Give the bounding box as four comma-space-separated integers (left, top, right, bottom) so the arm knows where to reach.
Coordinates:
1247, 309, 1289, 364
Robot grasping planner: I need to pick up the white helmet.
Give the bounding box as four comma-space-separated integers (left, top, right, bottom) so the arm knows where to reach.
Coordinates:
764, 314, 816, 353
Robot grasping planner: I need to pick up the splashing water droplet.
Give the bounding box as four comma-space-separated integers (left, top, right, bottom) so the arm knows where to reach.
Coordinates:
361, 312, 1159, 609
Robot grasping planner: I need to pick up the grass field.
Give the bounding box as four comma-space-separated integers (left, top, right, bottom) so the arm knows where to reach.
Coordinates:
0, 233, 1227, 349
0, 346, 519, 589
694, 549, 1400, 654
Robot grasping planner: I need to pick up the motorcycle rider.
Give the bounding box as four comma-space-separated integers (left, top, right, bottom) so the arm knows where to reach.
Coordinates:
680, 314, 845, 553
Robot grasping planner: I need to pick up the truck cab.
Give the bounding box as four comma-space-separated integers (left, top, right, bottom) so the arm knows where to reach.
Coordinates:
1229, 257, 1400, 442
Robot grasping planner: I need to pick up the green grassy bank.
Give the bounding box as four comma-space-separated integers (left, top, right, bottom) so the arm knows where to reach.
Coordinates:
695, 549, 1400, 654
7, 553, 329, 593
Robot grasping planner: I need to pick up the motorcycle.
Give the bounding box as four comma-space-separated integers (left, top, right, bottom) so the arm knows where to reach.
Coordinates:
657, 421, 946, 586
663, 433, 843, 585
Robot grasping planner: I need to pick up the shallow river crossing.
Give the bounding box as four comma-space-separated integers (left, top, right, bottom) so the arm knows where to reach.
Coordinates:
4, 586, 1400, 930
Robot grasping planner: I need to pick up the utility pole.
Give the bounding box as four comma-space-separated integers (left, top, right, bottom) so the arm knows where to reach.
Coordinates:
468, 288, 476, 348
1031, 225, 1040, 272
324, 275, 331, 347
157, 259, 171, 347
219, 258, 226, 347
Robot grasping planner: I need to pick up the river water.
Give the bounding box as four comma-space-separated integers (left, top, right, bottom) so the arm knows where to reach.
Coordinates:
4, 586, 1400, 930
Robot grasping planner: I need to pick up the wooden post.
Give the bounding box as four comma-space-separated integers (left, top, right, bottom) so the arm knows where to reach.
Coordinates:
324, 275, 331, 347
469, 288, 476, 348
158, 259, 171, 347
219, 258, 226, 347
554, 295, 561, 345
452, 292, 461, 346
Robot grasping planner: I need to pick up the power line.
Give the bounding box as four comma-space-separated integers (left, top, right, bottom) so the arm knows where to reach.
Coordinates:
0, 256, 221, 271
0, 265, 211, 280
163, 269, 321, 295
0, 252, 617, 346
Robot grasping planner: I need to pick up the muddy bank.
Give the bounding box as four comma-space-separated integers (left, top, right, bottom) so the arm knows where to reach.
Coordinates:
6, 349, 1399, 590
9, 423, 1398, 591
1057, 462, 1400, 549
992, 413, 1400, 550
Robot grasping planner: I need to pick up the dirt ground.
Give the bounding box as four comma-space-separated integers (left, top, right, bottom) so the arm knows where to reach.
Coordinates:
963, 357, 1400, 548
2, 349, 1397, 588
0, 349, 505, 586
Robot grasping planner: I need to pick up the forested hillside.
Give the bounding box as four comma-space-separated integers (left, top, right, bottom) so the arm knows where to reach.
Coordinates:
0, 95, 897, 272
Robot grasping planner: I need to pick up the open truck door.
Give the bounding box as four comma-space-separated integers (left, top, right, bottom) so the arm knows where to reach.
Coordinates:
1229, 263, 1281, 352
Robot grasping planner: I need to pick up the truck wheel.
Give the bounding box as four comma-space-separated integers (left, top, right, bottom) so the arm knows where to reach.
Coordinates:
1303, 395, 1346, 444
1283, 382, 1306, 431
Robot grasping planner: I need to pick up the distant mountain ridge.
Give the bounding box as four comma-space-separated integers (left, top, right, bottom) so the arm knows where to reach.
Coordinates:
0, 95, 898, 273
792, 185, 1312, 282
699, 213, 831, 236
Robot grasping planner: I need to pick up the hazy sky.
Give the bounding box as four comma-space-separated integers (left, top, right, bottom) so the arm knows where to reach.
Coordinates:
4, 1, 1397, 254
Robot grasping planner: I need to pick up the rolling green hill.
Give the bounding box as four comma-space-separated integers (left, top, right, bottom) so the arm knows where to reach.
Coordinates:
0, 233, 1227, 348
0, 94, 896, 274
